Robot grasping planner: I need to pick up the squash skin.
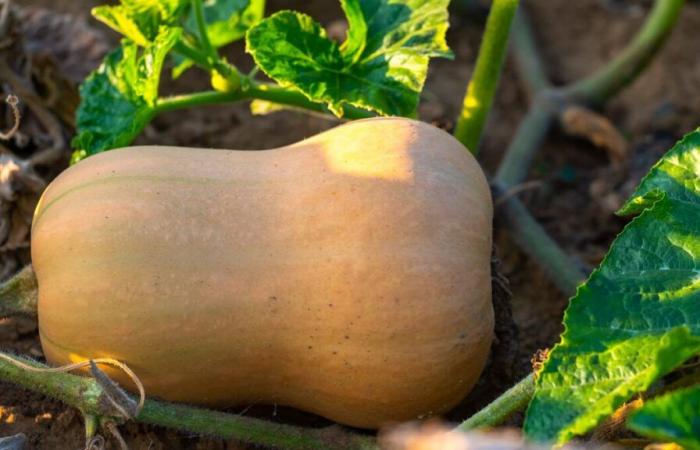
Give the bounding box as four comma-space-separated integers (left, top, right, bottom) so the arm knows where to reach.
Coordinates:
32, 117, 493, 428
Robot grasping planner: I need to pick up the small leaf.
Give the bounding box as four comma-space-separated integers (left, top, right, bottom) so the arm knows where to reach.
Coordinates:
628, 384, 700, 450
185, 0, 265, 47
92, 5, 153, 46
246, 0, 452, 117
171, 53, 195, 79
524, 129, 700, 444
73, 28, 181, 161
92, 0, 186, 45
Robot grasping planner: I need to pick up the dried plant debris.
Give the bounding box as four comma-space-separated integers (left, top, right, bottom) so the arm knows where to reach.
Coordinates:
0, 0, 107, 280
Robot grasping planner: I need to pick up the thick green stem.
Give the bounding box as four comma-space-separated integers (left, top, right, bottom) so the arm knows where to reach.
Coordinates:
155, 84, 375, 120
191, 0, 216, 61
0, 354, 104, 412
84, 414, 99, 442
491, 0, 683, 299
155, 90, 246, 112
494, 98, 556, 187
501, 0, 684, 189
247, 84, 347, 116
0, 265, 38, 317
496, 187, 585, 296
454, 0, 520, 154
138, 401, 376, 450
457, 374, 535, 431
510, 8, 550, 96
0, 353, 377, 450
457, 2, 683, 431
564, 0, 684, 106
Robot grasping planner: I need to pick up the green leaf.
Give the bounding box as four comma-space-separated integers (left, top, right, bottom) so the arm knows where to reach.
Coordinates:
628, 384, 700, 450
72, 28, 181, 162
246, 0, 452, 117
171, 54, 195, 79
92, 0, 186, 45
185, 0, 265, 48
524, 129, 700, 444
172, 0, 264, 79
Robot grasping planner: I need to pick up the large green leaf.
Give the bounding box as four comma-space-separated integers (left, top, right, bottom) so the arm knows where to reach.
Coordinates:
246, 0, 452, 117
628, 384, 700, 450
524, 130, 700, 443
72, 28, 181, 162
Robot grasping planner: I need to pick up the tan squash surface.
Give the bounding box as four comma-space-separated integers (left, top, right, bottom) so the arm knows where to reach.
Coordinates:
32, 117, 494, 428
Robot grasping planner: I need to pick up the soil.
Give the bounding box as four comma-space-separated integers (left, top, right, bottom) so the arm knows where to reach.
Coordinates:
2, 0, 700, 448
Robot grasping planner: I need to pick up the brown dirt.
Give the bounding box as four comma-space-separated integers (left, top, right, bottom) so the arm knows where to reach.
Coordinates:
2, 0, 700, 448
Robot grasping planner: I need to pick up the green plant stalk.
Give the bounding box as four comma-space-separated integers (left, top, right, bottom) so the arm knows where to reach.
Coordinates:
0, 265, 37, 317
191, 0, 217, 61
510, 8, 550, 96
496, 191, 585, 296
564, 0, 685, 106
155, 90, 246, 112
461, 0, 684, 430
155, 84, 375, 120
138, 400, 377, 450
454, 0, 519, 154
84, 414, 99, 443
457, 374, 535, 431
494, 98, 555, 187
0, 352, 377, 450
489, 0, 683, 295
499, 0, 684, 188
185, 0, 242, 86
173, 40, 213, 71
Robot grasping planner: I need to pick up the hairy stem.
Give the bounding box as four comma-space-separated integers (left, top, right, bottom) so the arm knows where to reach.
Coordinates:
564, 0, 685, 106
0, 353, 103, 412
138, 401, 376, 450
457, 374, 535, 431
0, 265, 38, 317
155, 84, 375, 120
0, 353, 377, 450
454, 0, 520, 154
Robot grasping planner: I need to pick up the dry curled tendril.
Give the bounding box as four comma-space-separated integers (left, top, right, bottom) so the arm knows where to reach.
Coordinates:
0, 353, 145, 449
0, 94, 20, 140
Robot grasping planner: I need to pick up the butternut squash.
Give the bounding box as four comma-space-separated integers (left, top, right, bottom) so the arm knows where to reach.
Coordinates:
32, 117, 493, 428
